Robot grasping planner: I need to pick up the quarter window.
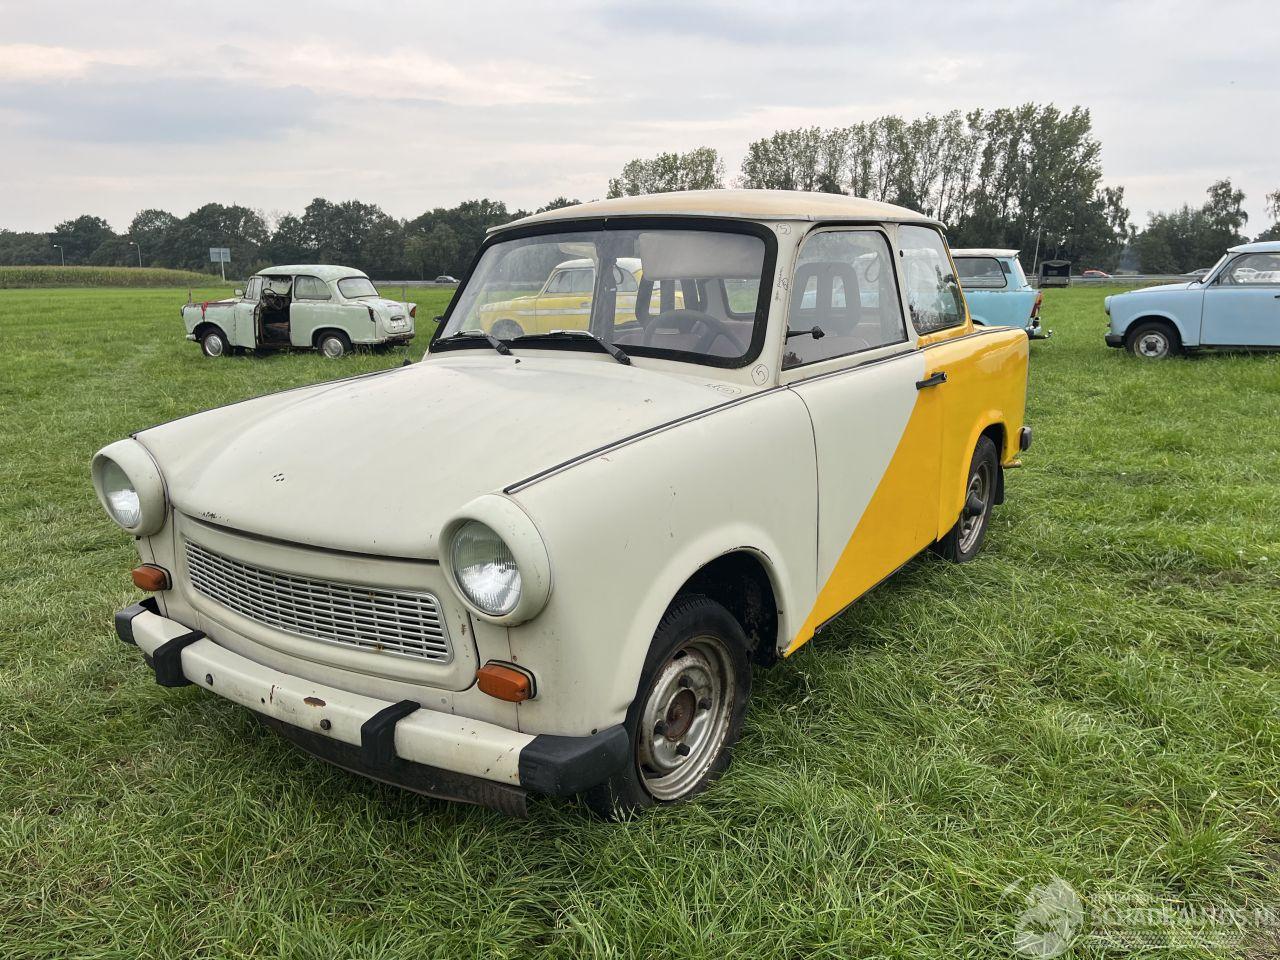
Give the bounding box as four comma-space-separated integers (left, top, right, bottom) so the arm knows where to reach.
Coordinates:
294, 276, 331, 300
1221, 253, 1280, 285
783, 230, 906, 369
900, 225, 966, 334
954, 256, 1008, 290
243, 277, 263, 301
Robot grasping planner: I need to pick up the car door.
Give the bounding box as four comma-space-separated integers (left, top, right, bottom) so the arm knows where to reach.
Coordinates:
232, 276, 262, 346
783, 227, 943, 638
533, 267, 594, 333
289, 275, 338, 346
1201, 252, 1280, 346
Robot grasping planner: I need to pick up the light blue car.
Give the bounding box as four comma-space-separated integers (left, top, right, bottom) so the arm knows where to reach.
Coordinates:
1105, 240, 1280, 358
951, 249, 1049, 339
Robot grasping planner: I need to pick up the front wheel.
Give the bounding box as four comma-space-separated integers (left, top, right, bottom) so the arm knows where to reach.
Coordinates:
317, 331, 351, 359
200, 328, 229, 358
933, 434, 999, 563
583, 594, 750, 818
1127, 321, 1180, 359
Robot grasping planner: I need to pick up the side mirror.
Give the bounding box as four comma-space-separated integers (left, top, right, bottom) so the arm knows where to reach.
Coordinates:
234, 288, 244, 297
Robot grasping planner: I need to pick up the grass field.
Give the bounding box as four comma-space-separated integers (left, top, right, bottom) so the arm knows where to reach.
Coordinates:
1, 285, 1277, 958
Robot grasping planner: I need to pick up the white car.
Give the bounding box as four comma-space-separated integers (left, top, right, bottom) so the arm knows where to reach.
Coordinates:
94, 190, 1031, 816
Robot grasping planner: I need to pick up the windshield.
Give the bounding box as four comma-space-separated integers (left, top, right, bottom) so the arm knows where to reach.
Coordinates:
338, 277, 378, 299
436, 225, 770, 365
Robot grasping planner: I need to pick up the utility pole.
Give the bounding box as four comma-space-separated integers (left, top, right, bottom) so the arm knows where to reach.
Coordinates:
53, 244, 64, 266
1030, 225, 1043, 280
128, 240, 142, 267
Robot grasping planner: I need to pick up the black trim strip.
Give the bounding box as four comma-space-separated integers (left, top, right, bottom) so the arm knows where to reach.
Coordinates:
518, 724, 630, 797
503, 386, 787, 494
360, 700, 421, 768
152, 629, 205, 687
181, 515, 442, 565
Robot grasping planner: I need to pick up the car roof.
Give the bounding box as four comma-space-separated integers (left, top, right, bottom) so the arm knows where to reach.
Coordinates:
1229, 240, 1280, 254
950, 248, 1020, 258
257, 265, 367, 281
495, 189, 941, 233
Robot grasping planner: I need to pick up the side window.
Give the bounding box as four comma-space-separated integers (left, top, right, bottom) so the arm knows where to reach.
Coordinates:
955, 257, 1007, 289
294, 276, 331, 300
900, 225, 966, 334
544, 271, 571, 294
1221, 253, 1280, 285
244, 277, 262, 301
783, 230, 907, 370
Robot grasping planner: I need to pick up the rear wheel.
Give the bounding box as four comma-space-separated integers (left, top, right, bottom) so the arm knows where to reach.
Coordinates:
317, 331, 351, 359
933, 435, 999, 563
584, 594, 750, 818
200, 328, 228, 358
1127, 320, 1180, 359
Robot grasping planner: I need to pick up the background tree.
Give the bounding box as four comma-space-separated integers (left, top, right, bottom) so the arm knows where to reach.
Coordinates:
1134, 179, 1250, 273
49, 215, 115, 264
1257, 188, 1280, 242
607, 148, 724, 197
166, 203, 269, 273
127, 209, 178, 267
0, 230, 57, 265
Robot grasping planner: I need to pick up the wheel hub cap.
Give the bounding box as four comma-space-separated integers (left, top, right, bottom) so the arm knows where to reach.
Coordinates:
636, 637, 734, 801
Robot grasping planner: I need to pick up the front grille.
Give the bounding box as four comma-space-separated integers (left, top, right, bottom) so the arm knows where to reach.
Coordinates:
185, 541, 452, 663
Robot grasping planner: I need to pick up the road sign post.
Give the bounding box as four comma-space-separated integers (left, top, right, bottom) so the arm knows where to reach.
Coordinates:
209, 247, 231, 282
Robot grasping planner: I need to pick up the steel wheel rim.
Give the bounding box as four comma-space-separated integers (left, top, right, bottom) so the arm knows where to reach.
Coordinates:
958, 461, 992, 553
636, 635, 734, 801
204, 335, 223, 357
321, 338, 344, 358
1137, 332, 1168, 358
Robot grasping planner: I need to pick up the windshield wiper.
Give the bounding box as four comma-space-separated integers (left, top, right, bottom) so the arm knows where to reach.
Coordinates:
435, 330, 510, 356
527, 329, 631, 365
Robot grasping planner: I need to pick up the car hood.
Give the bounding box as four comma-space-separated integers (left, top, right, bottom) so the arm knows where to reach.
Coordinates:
135, 354, 735, 559
1121, 281, 1196, 296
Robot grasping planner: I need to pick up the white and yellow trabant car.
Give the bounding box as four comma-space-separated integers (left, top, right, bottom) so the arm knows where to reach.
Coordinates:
93, 190, 1031, 817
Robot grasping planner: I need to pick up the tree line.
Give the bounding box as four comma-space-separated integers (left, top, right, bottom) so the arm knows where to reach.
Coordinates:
2, 103, 1276, 278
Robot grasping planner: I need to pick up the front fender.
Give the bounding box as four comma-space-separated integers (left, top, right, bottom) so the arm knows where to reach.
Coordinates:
1110, 292, 1203, 347
504, 388, 818, 737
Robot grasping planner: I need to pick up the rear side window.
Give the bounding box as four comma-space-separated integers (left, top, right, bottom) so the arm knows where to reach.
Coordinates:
900, 225, 966, 334
783, 229, 906, 369
954, 257, 1007, 289
294, 276, 331, 300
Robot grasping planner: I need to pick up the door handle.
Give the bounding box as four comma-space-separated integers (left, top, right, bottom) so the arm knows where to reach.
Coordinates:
916, 371, 947, 390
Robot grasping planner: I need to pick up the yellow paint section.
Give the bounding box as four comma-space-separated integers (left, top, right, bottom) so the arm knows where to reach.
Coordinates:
784, 324, 1029, 656
785, 355, 945, 655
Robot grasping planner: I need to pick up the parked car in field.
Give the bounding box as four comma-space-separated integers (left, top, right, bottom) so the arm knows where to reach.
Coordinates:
1080, 269, 1111, 280
1185, 267, 1212, 280
1105, 240, 1280, 358
182, 265, 415, 359
951, 248, 1049, 339
434, 275, 458, 284
95, 190, 1031, 816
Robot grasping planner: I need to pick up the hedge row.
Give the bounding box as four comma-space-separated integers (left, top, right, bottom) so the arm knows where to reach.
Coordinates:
0, 265, 231, 288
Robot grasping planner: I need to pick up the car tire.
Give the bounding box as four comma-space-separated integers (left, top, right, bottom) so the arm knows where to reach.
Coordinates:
200, 328, 229, 358
933, 434, 999, 563
583, 594, 751, 819
1126, 321, 1180, 360
491, 320, 523, 341
317, 331, 351, 359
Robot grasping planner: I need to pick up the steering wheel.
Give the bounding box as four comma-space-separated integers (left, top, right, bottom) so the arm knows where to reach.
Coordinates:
641, 308, 746, 354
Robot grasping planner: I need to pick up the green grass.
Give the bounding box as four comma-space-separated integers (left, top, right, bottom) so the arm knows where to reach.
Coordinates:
0, 265, 231, 288
1, 286, 1277, 958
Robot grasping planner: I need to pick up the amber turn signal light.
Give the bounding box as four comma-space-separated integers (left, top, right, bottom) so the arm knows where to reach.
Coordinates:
131, 564, 171, 591
476, 662, 535, 702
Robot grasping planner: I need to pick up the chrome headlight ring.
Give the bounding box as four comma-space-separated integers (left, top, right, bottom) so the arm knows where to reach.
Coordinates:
91, 439, 167, 537
441, 495, 551, 626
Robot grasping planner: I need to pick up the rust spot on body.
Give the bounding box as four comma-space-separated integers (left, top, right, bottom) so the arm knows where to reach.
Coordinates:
303, 696, 326, 707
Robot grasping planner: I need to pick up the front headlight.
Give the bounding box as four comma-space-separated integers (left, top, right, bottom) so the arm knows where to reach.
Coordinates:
441, 495, 552, 625
451, 521, 521, 616
91, 439, 167, 536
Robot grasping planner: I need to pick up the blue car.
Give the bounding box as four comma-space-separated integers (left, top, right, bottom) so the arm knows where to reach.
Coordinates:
951, 249, 1049, 339
1105, 240, 1280, 358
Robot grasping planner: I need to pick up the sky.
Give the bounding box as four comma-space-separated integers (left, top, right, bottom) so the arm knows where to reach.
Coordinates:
1, 0, 1277, 234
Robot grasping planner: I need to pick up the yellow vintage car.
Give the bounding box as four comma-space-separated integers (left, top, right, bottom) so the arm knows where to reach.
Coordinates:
472, 257, 652, 338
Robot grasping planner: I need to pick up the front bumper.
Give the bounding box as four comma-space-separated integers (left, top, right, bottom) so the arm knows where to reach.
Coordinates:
115, 600, 627, 814
1104, 333, 1124, 348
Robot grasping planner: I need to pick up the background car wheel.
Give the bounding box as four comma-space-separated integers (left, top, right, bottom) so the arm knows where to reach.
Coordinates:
1126, 321, 1180, 359
200, 328, 228, 358
583, 594, 751, 819
491, 320, 523, 340
933, 434, 999, 563
317, 332, 351, 359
